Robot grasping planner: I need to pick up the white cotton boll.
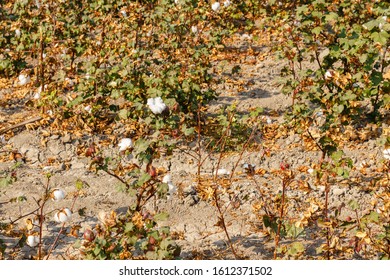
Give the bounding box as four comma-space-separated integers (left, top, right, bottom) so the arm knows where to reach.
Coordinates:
54, 208, 72, 223
241, 34, 252, 40
118, 138, 133, 152
15, 29, 21, 37
163, 174, 172, 184
52, 188, 66, 201
120, 10, 127, 17
379, 16, 387, 30
147, 97, 167, 114
224, 0, 231, 7
163, 174, 177, 198
26, 235, 39, 247
213, 168, 231, 176
384, 148, 390, 160
34, 84, 46, 99
212, 2, 220, 12
191, 26, 198, 33
324, 70, 332, 80
84, 105, 92, 114
65, 77, 74, 87
307, 168, 314, 175
18, 74, 30, 86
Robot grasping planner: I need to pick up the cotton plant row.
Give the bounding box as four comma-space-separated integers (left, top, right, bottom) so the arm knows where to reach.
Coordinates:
1, 0, 253, 139
262, 0, 390, 160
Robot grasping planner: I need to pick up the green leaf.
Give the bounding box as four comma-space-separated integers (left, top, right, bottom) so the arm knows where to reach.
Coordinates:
117, 109, 129, 120
371, 31, 389, 45
124, 222, 134, 233
364, 211, 379, 223
136, 172, 151, 187
0, 177, 13, 188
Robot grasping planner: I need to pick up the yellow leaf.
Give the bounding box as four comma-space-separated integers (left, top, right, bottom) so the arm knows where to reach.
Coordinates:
26, 218, 33, 230
384, 69, 390, 80
356, 231, 367, 238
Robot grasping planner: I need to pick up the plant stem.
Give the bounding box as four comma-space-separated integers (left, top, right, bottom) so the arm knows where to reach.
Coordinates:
37, 177, 51, 260
213, 189, 239, 259
274, 173, 288, 259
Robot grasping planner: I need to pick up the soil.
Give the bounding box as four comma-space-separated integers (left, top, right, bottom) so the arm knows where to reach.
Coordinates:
0, 33, 389, 260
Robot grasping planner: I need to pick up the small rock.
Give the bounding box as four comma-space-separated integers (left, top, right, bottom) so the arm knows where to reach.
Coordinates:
62, 134, 72, 144
332, 188, 345, 196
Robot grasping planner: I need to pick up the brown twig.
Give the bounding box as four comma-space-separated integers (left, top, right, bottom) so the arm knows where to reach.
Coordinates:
0, 116, 43, 134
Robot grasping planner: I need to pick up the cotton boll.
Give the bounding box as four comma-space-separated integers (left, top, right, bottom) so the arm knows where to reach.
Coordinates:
212, 2, 220, 12
147, 97, 167, 115
118, 138, 133, 152
213, 168, 231, 176
324, 70, 332, 80
191, 26, 198, 33
162, 174, 172, 184
18, 74, 30, 86
52, 188, 66, 201
84, 105, 92, 114
163, 174, 177, 199
15, 29, 21, 37
54, 208, 72, 223
384, 148, 390, 160
26, 235, 39, 247
224, 0, 231, 7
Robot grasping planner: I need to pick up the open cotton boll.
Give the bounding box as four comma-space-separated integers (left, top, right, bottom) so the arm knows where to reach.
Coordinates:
15, 29, 21, 37
147, 97, 167, 114
51, 188, 66, 201
118, 138, 133, 152
213, 168, 231, 176
212, 2, 220, 12
54, 208, 72, 223
18, 74, 30, 86
384, 148, 390, 160
191, 26, 198, 33
224, 0, 231, 7
84, 105, 92, 114
162, 174, 172, 184
26, 235, 39, 247
163, 174, 177, 198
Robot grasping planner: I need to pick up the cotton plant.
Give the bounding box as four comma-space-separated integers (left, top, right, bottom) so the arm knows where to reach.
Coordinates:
22, 184, 75, 258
